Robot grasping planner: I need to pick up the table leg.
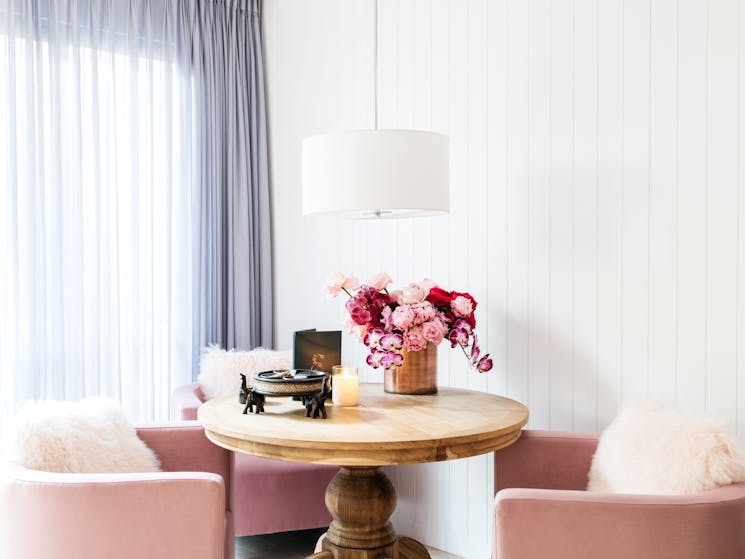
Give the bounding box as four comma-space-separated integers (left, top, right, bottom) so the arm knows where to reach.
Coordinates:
397, 537, 430, 559
305, 467, 431, 559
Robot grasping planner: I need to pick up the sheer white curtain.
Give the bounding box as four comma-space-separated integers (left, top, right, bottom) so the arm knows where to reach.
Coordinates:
0, 0, 198, 422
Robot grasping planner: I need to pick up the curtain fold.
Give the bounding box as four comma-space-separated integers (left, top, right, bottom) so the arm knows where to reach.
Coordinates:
0, 0, 272, 422
194, 0, 273, 359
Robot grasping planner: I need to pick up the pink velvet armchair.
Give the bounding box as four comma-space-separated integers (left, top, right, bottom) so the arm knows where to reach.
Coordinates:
0, 422, 234, 559
173, 382, 336, 536
493, 430, 745, 559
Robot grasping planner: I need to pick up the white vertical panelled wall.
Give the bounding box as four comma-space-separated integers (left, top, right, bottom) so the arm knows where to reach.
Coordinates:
263, 1, 745, 556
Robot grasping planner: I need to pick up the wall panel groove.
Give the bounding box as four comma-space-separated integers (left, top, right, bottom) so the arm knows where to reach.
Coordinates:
265, 0, 745, 555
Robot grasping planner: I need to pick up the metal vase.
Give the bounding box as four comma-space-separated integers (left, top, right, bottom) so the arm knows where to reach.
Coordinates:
384, 345, 438, 395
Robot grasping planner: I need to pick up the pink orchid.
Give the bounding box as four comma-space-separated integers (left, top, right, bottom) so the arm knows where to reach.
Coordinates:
470, 333, 481, 365
380, 332, 404, 351
366, 272, 393, 291
381, 305, 394, 330
353, 324, 368, 342
367, 348, 404, 370
341, 311, 367, 342
453, 318, 472, 335
476, 354, 493, 373
346, 296, 372, 325
366, 348, 385, 368
449, 328, 469, 348
364, 327, 385, 348
380, 351, 404, 369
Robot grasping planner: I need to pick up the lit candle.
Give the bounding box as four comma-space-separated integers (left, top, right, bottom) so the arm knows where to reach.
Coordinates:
332, 366, 359, 406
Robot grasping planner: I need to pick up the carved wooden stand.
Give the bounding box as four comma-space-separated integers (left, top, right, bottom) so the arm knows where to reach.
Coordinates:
306, 467, 431, 559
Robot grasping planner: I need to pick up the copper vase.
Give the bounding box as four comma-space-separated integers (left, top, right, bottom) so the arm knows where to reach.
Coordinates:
384, 345, 438, 395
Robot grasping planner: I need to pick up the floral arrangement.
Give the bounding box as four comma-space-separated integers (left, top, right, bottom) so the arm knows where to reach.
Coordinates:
326, 272, 493, 373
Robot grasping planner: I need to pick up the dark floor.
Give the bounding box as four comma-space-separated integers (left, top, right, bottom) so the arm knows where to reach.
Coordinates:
235, 528, 327, 559
234, 529, 460, 559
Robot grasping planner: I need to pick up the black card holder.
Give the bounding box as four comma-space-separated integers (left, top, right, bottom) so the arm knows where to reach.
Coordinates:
292, 329, 342, 374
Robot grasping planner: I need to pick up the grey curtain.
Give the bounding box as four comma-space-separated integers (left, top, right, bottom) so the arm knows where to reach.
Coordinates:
193, 0, 274, 357
0, 0, 272, 415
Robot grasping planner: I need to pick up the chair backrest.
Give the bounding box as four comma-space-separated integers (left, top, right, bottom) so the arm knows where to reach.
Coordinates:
136, 423, 233, 501
495, 430, 599, 492
0, 424, 232, 559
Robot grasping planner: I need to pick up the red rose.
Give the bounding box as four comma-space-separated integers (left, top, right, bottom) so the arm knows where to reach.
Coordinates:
425, 287, 453, 310
451, 291, 477, 328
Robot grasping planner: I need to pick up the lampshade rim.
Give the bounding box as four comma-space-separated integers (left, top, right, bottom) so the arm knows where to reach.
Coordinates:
302, 128, 449, 143
303, 207, 449, 219
301, 128, 450, 219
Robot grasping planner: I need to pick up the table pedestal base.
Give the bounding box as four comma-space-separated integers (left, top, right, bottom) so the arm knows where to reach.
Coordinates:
305, 467, 431, 559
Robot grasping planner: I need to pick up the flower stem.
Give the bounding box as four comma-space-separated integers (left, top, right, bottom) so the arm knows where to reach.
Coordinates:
342, 287, 353, 298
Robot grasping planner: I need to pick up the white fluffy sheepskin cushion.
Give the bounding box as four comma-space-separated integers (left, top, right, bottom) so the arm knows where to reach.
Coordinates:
198, 345, 292, 400
588, 400, 745, 495
2, 397, 161, 473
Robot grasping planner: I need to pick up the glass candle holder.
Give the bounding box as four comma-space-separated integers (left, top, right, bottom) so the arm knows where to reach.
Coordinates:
331, 365, 359, 406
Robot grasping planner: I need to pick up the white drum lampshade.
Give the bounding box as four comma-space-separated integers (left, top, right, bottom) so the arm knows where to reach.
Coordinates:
302, 129, 449, 219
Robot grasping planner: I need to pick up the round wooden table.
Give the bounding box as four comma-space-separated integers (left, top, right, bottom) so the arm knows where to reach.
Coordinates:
198, 384, 528, 559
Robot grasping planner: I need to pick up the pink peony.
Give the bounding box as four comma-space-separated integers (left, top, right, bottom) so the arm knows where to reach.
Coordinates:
403, 326, 427, 352
392, 305, 415, 330
397, 283, 428, 305
411, 302, 436, 325
325, 272, 361, 297
421, 318, 448, 345
366, 272, 393, 291
451, 295, 474, 317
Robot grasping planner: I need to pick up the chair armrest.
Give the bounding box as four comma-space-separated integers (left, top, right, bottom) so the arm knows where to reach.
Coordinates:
172, 382, 206, 420
494, 430, 599, 491
0, 464, 226, 559
494, 484, 745, 559
136, 422, 233, 504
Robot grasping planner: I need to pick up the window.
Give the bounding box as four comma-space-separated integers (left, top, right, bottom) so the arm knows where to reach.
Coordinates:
0, 20, 197, 422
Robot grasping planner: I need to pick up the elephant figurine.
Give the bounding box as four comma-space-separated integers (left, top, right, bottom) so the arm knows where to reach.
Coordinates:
303, 391, 328, 419
242, 388, 266, 414
239, 373, 249, 405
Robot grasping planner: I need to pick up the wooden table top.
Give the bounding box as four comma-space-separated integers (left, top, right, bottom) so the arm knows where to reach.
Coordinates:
198, 384, 529, 467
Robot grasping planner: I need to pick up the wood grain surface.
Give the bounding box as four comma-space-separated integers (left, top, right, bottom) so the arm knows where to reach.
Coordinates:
198, 384, 528, 467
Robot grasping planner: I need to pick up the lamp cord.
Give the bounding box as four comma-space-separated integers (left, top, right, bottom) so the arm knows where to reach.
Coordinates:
374, 0, 378, 130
